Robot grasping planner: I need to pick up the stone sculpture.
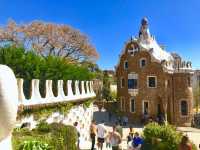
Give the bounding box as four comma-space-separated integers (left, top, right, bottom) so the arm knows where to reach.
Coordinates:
0, 65, 18, 150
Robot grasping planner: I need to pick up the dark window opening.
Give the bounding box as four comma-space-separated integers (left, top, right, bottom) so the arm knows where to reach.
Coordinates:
121, 78, 125, 87
124, 61, 128, 69
131, 98, 135, 112
144, 102, 149, 115
148, 77, 156, 88
181, 101, 188, 116
128, 79, 137, 89
140, 59, 146, 67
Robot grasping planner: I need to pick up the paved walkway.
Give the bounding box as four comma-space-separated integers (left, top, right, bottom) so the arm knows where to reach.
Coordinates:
82, 106, 200, 150
177, 127, 200, 149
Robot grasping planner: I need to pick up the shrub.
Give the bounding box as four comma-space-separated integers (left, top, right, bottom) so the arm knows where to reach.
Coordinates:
49, 123, 78, 150
142, 122, 197, 150
19, 140, 51, 150
12, 123, 78, 150
36, 120, 50, 133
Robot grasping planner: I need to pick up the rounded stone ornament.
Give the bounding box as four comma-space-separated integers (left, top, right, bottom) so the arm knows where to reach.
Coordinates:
0, 65, 18, 143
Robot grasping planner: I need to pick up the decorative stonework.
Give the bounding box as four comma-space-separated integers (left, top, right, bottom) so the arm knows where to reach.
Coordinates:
0, 64, 96, 149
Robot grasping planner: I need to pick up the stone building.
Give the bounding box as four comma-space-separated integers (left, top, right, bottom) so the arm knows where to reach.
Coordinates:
116, 18, 194, 126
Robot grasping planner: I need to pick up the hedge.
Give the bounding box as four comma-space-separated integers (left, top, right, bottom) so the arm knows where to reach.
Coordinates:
12, 122, 78, 150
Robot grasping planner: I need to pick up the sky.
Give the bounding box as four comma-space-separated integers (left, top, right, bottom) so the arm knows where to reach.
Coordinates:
1, 0, 200, 70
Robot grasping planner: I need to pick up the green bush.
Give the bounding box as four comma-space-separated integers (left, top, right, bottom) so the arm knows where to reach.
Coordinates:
142, 122, 197, 150
12, 123, 78, 150
36, 120, 50, 133
19, 140, 51, 150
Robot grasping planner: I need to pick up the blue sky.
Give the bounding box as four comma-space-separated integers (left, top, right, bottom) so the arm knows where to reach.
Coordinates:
1, 0, 200, 70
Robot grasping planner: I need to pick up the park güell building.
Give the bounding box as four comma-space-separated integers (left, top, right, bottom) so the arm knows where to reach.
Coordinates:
116, 18, 194, 126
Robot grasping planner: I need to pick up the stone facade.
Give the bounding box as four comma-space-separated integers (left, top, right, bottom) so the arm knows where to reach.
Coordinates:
116, 18, 194, 126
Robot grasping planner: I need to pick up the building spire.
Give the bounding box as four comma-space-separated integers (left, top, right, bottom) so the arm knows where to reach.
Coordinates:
139, 17, 151, 43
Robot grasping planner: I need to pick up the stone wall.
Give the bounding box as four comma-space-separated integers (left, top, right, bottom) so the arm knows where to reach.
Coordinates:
19, 103, 94, 149
116, 47, 194, 126
0, 64, 96, 150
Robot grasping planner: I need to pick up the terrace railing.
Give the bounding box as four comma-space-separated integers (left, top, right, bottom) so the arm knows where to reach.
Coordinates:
17, 79, 95, 106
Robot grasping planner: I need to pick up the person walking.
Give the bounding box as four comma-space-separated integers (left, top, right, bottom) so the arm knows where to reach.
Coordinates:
116, 122, 123, 138
178, 135, 192, 150
132, 132, 143, 150
127, 127, 134, 144
90, 120, 97, 150
109, 125, 122, 150
97, 120, 107, 150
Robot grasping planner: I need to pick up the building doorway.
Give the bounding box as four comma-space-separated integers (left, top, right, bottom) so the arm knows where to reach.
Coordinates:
143, 101, 149, 115
157, 104, 161, 116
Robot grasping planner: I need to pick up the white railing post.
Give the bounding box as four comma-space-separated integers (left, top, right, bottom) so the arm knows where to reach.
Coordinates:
57, 80, 66, 101
29, 79, 42, 104
67, 80, 74, 100
45, 80, 55, 102
75, 80, 80, 98
86, 81, 90, 96
81, 81, 86, 97
17, 78, 26, 105
90, 81, 95, 96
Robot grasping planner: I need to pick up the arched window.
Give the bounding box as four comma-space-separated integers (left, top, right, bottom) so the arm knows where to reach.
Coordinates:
121, 77, 125, 88
181, 100, 188, 116
130, 98, 135, 112
124, 60, 128, 69
140, 58, 146, 68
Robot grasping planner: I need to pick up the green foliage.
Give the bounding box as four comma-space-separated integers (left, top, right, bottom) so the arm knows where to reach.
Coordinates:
101, 71, 116, 101
83, 99, 93, 108
18, 99, 93, 120
0, 45, 97, 80
36, 120, 50, 133
142, 122, 197, 150
12, 123, 78, 150
49, 123, 78, 150
19, 140, 51, 150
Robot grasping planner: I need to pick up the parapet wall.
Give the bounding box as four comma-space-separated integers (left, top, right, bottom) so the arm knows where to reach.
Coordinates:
0, 64, 96, 150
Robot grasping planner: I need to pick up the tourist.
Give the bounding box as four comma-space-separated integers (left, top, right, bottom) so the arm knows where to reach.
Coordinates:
124, 116, 129, 126
97, 120, 107, 150
73, 122, 80, 150
132, 132, 143, 150
90, 120, 97, 150
109, 125, 122, 150
116, 122, 123, 138
127, 127, 134, 144
178, 135, 192, 150
105, 132, 111, 149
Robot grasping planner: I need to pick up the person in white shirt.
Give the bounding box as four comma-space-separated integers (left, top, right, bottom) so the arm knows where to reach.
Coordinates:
97, 120, 107, 150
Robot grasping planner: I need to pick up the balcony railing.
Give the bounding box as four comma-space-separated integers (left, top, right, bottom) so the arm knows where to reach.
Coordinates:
17, 79, 96, 106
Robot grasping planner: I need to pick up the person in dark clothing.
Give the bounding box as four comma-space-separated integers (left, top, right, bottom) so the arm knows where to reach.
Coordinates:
90, 120, 96, 150
132, 132, 143, 150
127, 127, 134, 144
74, 122, 80, 150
